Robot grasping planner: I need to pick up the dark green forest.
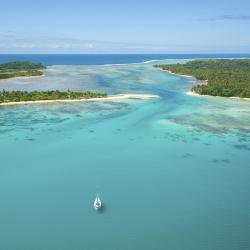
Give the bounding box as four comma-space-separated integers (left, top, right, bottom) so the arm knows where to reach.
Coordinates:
155, 59, 250, 98
0, 90, 107, 103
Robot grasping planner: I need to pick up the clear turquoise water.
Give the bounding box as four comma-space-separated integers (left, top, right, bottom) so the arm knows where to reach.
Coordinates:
0, 59, 250, 250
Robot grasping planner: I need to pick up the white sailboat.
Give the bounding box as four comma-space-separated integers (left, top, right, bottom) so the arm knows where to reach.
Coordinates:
93, 197, 102, 210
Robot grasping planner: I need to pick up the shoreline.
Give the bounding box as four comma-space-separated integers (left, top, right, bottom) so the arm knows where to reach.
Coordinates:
0, 93, 159, 106
159, 68, 208, 86
186, 90, 250, 102
0, 69, 46, 83
159, 68, 194, 79
160, 68, 249, 101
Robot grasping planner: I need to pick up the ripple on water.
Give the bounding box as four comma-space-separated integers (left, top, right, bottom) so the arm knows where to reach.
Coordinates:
234, 144, 250, 151
212, 158, 231, 164
165, 112, 250, 135
182, 153, 193, 158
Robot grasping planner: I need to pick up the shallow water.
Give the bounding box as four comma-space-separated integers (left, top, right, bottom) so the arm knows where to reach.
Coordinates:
0, 60, 250, 250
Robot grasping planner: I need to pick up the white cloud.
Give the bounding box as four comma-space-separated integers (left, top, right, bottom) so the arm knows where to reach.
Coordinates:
198, 15, 250, 22
0, 31, 167, 53
0, 31, 249, 53
1, 31, 198, 53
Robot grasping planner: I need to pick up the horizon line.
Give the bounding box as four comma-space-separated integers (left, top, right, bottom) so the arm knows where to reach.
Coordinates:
1, 52, 250, 55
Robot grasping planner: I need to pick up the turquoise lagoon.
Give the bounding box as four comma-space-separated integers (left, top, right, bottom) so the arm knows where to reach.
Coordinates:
0, 58, 250, 250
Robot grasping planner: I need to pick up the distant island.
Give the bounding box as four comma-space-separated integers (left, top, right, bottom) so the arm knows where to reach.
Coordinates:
0, 61, 46, 79
155, 59, 250, 98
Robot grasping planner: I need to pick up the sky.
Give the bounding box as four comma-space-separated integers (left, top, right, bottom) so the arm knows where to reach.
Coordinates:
0, 0, 250, 53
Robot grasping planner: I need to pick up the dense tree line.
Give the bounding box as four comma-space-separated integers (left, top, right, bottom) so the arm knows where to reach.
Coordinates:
0, 90, 107, 103
0, 61, 46, 79
155, 59, 250, 98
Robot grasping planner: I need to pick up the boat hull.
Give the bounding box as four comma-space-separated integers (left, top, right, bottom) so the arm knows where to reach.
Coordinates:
93, 197, 102, 210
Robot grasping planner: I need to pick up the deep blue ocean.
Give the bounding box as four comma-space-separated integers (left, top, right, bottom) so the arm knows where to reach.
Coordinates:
0, 54, 250, 250
1, 53, 250, 65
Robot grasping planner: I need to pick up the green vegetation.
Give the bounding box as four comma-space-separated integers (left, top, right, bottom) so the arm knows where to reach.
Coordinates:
0, 90, 107, 103
0, 61, 46, 79
155, 59, 250, 98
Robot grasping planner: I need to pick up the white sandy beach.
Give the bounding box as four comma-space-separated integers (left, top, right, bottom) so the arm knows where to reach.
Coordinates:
0, 75, 45, 83
186, 91, 250, 102
0, 93, 159, 106
159, 68, 194, 78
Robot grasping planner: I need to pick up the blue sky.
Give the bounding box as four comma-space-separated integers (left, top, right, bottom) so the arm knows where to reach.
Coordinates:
1, 0, 250, 53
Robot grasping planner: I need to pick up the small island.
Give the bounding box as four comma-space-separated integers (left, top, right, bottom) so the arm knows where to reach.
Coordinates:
0, 90, 107, 104
0, 61, 46, 79
0, 90, 158, 106
155, 59, 250, 98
